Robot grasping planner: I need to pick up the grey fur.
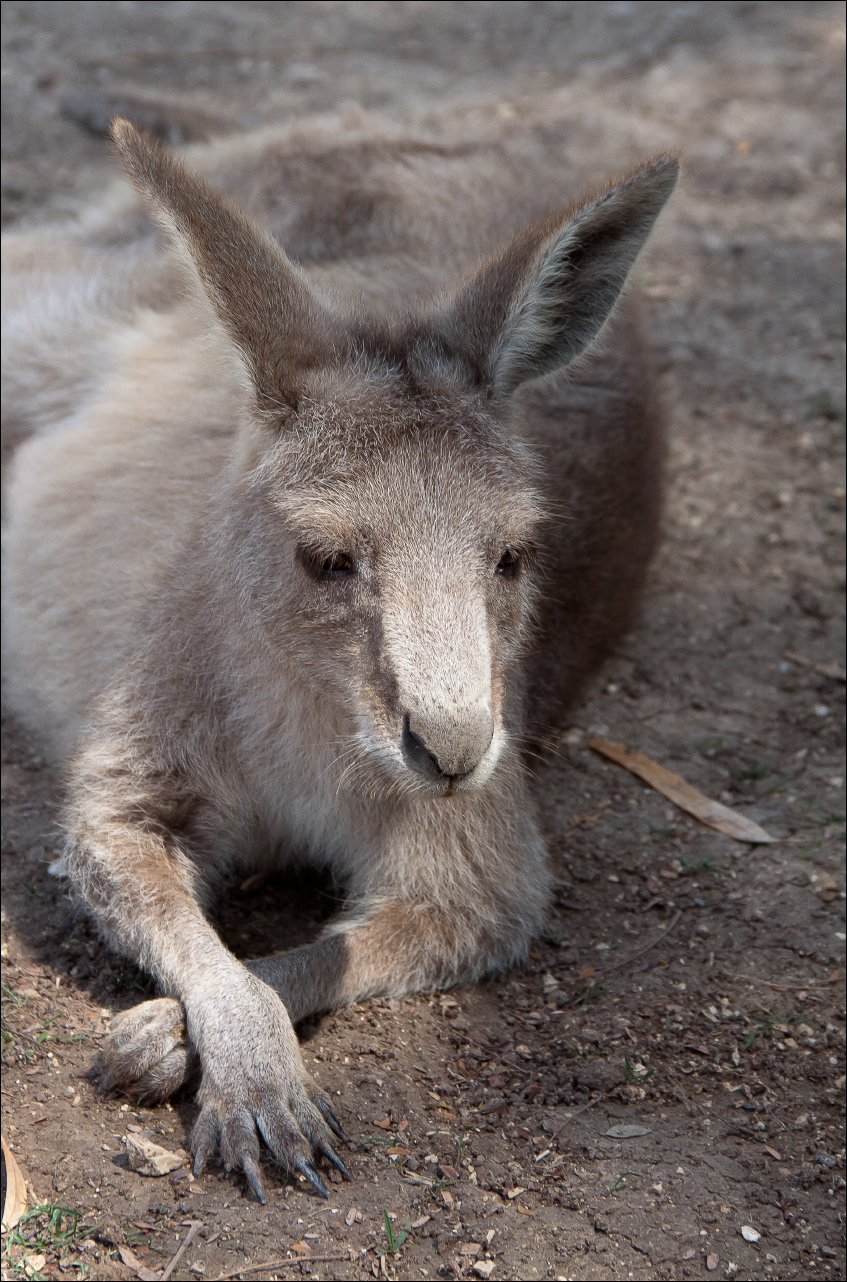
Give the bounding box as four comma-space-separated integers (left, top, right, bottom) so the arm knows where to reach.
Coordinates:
1, 112, 677, 1198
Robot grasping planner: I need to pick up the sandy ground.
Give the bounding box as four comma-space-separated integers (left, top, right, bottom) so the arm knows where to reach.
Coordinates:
1, 3, 845, 1281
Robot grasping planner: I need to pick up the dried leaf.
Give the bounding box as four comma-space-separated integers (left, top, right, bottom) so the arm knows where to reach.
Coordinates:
374, 1116, 393, 1130
290, 1240, 312, 1256
588, 738, 775, 843
402, 1168, 447, 1186
118, 1244, 162, 1281
604, 1124, 651, 1138
123, 1254, 162, 1281
2, 1134, 27, 1231
763, 1145, 782, 1161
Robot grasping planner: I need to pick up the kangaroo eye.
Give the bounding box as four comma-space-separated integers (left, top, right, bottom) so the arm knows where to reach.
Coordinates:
299, 548, 356, 580
496, 550, 521, 578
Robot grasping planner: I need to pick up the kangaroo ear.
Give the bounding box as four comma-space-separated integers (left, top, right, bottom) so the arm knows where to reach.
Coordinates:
110, 118, 338, 416
444, 155, 679, 396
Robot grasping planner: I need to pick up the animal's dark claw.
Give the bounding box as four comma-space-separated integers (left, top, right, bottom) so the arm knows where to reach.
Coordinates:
190, 1107, 219, 1180
320, 1141, 350, 1180
188, 1047, 344, 1202
242, 1154, 266, 1204
296, 1156, 329, 1199
314, 1096, 346, 1140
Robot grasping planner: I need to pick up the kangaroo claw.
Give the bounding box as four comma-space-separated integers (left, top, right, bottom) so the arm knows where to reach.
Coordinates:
317, 1100, 346, 1141
320, 1141, 350, 1180
242, 1154, 266, 1204
296, 1156, 329, 1199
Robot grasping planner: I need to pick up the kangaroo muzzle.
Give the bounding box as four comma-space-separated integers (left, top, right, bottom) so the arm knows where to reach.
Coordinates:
401, 707, 494, 781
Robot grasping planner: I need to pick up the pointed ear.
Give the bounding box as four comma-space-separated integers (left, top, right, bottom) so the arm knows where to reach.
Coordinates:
110, 118, 338, 416
443, 155, 679, 396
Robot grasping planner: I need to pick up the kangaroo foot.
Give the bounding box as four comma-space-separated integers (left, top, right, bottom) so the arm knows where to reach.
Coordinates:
191, 1066, 348, 1203
95, 997, 198, 1103
189, 976, 349, 1203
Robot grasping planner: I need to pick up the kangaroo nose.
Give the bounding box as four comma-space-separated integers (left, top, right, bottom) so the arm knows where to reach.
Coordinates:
401, 710, 494, 781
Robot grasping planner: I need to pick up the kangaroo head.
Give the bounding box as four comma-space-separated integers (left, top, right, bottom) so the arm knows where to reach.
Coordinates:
112, 121, 677, 797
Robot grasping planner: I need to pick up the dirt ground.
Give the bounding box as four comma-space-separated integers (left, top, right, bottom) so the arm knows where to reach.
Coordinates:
1, 3, 845, 1281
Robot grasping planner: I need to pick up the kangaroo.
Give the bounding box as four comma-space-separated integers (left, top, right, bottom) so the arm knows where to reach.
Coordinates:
1, 115, 677, 1201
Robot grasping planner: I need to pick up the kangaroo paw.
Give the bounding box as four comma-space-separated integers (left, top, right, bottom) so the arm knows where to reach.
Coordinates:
95, 997, 198, 1103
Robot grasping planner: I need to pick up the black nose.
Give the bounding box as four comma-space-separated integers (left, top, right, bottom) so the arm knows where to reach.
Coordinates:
400, 711, 492, 782
402, 715, 450, 780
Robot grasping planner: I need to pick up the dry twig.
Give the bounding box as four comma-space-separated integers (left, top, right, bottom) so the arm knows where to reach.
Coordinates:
602, 909, 683, 972
784, 651, 846, 682
210, 1254, 353, 1280
160, 1221, 202, 1281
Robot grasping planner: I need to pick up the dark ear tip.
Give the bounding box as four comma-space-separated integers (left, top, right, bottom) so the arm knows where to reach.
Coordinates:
640, 153, 682, 187
658, 152, 682, 176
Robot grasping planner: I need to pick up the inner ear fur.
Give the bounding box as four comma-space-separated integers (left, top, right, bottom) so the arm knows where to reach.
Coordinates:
441, 154, 680, 396
110, 117, 341, 415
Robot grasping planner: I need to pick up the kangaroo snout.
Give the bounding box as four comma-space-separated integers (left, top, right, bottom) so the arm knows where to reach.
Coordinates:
401, 707, 494, 783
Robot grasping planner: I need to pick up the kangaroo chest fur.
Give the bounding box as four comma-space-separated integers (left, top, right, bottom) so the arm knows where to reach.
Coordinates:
1, 114, 676, 1201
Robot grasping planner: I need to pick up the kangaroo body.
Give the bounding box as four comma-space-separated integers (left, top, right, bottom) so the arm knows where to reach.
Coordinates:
1, 113, 675, 1199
